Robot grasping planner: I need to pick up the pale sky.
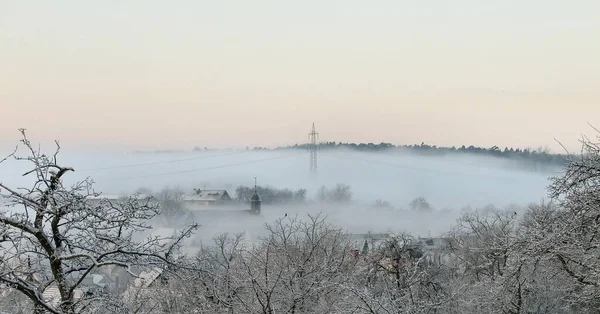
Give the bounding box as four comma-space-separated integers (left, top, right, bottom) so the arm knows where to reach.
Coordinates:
1, 0, 599, 152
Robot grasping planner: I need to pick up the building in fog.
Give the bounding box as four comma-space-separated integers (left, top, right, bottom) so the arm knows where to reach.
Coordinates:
250, 186, 261, 214
88, 185, 260, 216
186, 184, 261, 216
87, 190, 234, 209
185, 189, 233, 207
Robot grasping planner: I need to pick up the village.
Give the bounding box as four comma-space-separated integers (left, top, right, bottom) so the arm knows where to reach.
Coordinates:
0, 181, 450, 313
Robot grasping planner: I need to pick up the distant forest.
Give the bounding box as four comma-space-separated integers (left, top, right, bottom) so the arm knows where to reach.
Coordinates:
137, 140, 570, 172
264, 141, 570, 171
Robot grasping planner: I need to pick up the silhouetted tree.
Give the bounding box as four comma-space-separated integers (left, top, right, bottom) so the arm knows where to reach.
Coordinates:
235, 185, 306, 205
316, 184, 352, 203
409, 197, 432, 212
373, 199, 393, 209
0, 130, 197, 314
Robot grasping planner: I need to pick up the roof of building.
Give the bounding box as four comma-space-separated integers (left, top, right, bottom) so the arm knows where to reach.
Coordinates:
88, 191, 235, 203
349, 233, 391, 240
121, 267, 164, 301
132, 268, 163, 289
42, 282, 84, 308
187, 190, 231, 202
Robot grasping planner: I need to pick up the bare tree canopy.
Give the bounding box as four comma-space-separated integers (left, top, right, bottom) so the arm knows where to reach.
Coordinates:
2, 129, 600, 314
0, 130, 198, 313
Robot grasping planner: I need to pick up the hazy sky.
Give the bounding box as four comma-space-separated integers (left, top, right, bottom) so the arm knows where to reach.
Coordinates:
1, 0, 599, 151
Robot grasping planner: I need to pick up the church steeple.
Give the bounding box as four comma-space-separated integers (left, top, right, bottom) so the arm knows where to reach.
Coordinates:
250, 177, 261, 214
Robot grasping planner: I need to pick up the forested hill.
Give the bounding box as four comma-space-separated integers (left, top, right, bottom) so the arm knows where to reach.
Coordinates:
266, 141, 569, 171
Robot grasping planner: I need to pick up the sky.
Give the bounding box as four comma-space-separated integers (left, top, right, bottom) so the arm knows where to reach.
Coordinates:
1, 0, 599, 152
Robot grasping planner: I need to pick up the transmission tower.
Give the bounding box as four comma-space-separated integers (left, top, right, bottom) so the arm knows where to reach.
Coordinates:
308, 123, 319, 175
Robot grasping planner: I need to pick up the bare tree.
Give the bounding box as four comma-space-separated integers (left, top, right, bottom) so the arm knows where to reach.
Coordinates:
170, 214, 358, 314
446, 207, 517, 281
316, 184, 352, 204
328, 184, 352, 203
540, 130, 600, 312
154, 186, 186, 222
192, 233, 247, 313
233, 214, 352, 313
373, 199, 393, 210
409, 197, 433, 212
345, 232, 460, 314
0, 130, 198, 314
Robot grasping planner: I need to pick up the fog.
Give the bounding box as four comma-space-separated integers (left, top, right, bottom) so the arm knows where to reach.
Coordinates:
1, 146, 555, 240
2, 147, 554, 206
181, 204, 467, 243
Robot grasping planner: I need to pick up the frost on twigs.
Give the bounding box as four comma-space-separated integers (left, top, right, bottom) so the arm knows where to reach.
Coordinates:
0, 130, 198, 314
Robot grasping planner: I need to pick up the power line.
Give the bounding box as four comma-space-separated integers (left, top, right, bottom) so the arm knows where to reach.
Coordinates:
111, 152, 305, 181
79, 150, 252, 172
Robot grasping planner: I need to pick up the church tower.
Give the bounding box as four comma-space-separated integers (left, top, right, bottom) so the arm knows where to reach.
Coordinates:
250, 177, 261, 215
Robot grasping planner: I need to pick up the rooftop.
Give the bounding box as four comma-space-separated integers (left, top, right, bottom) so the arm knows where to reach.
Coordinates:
187, 189, 231, 202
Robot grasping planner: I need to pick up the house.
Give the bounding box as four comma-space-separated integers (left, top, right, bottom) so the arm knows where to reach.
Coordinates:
349, 233, 391, 254
85, 188, 260, 217
184, 189, 232, 207
42, 282, 85, 309
87, 190, 233, 209
121, 267, 165, 304
0, 263, 85, 312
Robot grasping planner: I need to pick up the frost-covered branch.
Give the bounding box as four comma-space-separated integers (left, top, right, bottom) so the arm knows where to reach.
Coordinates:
0, 130, 197, 314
